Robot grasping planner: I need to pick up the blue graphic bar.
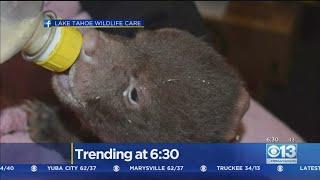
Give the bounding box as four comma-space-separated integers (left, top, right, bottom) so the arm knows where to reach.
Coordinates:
0, 143, 319, 176
1, 164, 320, 176
43, 19, 144, 28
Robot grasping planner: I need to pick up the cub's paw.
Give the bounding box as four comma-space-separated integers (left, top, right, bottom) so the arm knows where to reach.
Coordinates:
22, 100, 63, 142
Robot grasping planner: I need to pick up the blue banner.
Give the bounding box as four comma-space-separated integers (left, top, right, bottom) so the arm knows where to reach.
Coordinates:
1, 143, 320, 176
43, 19, 144, 28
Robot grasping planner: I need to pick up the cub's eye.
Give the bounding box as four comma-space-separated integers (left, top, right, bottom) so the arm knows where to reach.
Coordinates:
123, 77, 146, 110
129, 88, 139, 103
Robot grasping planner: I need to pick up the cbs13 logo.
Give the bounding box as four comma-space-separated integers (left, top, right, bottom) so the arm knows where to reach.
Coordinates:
267, 144, 297, 158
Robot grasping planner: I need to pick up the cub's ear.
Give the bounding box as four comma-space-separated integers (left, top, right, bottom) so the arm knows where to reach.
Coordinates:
155, 28, 187, 38
156, 28, 182, 33
225, 87, 250, 141
82, 29, 100, 57
199, 33, 213, 44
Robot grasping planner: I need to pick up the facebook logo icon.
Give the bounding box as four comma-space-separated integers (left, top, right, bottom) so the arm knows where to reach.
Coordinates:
44, 20, 51, 28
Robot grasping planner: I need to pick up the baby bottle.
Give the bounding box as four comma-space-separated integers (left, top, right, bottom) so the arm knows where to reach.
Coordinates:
0, 1, 83, 72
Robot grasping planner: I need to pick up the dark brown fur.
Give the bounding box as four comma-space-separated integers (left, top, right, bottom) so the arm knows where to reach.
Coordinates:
29, 28, 249, 143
